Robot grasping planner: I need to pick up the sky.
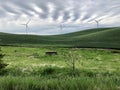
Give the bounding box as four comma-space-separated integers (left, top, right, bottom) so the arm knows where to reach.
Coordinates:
0, 0, 120, 35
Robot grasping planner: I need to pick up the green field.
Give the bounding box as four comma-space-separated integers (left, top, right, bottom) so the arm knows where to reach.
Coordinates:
0, 27, 120, 90
0, 46, 120, 90
0, 27, 120, 49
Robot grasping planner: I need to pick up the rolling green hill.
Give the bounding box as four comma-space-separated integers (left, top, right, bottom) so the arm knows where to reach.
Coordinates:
0, 27, 120, 49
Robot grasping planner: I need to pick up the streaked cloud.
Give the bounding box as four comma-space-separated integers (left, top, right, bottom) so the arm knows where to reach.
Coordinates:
0, 0, 120, 35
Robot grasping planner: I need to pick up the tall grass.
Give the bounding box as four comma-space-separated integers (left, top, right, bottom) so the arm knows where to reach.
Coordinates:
0, 76, 119, 90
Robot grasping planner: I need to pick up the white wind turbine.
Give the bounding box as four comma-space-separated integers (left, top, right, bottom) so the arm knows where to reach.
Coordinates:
21, 19, 31, 34
60, 23, 63, 31
95, 19, 103, 28
57, 23, 64, 34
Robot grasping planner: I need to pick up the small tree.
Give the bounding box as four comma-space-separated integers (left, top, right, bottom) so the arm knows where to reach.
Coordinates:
0, 47, 8, 74
64, 49, 81, 76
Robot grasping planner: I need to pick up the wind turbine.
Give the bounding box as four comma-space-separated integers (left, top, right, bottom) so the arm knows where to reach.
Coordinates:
95, 19, 102, 28
60, 23, 63, 31
21, 19, 31, 34
57, 23, 64, 34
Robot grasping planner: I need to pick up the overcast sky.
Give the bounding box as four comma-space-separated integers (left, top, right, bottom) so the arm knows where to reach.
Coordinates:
0, 0, 120, 35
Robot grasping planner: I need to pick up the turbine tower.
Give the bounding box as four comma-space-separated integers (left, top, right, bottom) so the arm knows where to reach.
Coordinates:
21, 19, 31, 34
60, 23, 63, 31
57, 23, 64, 34
95, 19, 102, 28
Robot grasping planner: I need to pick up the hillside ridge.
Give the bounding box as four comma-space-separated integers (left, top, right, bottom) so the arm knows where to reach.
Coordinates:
0, 27, 120, 49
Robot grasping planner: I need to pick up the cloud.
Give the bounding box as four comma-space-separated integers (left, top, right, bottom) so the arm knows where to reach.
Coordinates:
0, 0, 120, 22
0, 0, 120, 35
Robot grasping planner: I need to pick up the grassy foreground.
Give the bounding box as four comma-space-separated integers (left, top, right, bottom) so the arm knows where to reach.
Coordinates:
0, 76, 119, 90
0, 46, 120, 90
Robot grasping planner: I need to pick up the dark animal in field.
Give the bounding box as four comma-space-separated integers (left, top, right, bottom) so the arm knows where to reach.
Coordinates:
45, 51, 58, 56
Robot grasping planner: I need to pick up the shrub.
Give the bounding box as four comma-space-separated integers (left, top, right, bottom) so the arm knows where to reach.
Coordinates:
41, 67, 55, 75
0, 54, 7, 69
0, 48, 8, 75
64, 49, 81, 76
32, 53, 40, 58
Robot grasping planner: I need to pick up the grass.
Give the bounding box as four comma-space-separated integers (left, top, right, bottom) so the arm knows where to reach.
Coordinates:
0, 76, 119, 90
0, 27, 120, 49
0, 46, 120, 90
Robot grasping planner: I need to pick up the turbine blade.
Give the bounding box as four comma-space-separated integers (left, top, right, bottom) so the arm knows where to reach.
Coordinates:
98, 18, 103, 21
21, 24, 26, 25
26, 19, 31, 24
95, 20, 98, 23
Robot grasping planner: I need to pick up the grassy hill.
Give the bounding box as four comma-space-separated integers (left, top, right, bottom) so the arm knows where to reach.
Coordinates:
0, 27, 120, 49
